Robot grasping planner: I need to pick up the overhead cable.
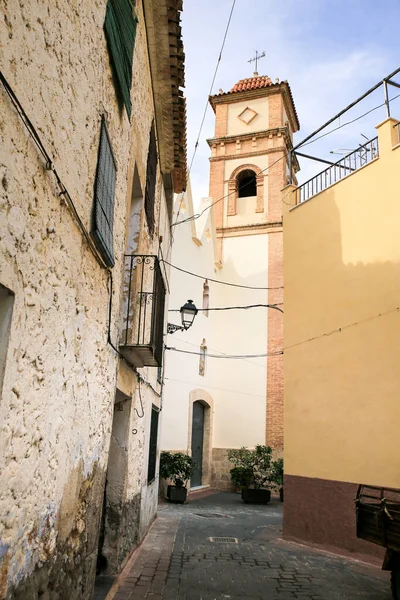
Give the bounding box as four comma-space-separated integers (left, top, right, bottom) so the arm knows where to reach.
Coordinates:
173, 89, 400, 228
164, 376, 265, 399
165, 346, 283, 359
169, 303, 284, 313
173, 0, 236, 227
0, 71, 108, 271
161, 260, 282, 290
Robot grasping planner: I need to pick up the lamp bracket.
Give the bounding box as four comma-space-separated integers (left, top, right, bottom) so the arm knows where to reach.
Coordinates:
167, 323, 185, 335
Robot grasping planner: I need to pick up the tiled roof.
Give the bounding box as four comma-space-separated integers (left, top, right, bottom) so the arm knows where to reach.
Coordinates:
209, 74, 300, 131
229, 75, 273, 93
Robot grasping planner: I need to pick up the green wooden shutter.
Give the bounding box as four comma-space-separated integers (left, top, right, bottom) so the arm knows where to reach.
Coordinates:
104, 0, 138, 119
144, 122, 158, 234
92, 119, 117, 268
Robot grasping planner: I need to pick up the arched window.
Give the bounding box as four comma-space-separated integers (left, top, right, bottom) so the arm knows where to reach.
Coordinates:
237, 169, 257, 198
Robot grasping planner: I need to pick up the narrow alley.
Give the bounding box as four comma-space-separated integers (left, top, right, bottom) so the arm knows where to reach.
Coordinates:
104, 492, 390, 600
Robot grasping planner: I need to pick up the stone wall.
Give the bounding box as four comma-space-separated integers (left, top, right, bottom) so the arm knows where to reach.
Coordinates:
211, 449, 235, 491
0, 1, 173, 598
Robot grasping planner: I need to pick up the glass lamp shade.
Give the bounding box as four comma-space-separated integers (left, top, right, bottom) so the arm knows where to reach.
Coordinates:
180, 299, 198, 330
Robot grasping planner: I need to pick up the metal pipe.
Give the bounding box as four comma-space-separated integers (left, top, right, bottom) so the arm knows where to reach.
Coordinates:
294, 66, 400, 151
295, 151, 354, 170
387, 78, 400, 89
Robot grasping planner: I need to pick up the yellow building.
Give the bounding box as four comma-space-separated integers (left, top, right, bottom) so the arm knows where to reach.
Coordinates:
283, 117, 400, 559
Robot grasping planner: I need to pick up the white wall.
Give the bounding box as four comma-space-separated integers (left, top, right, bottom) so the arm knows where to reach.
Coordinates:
161, 194, 268, 453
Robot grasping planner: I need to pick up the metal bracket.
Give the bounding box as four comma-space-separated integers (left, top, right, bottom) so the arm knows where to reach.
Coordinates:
167, 323, 185, 334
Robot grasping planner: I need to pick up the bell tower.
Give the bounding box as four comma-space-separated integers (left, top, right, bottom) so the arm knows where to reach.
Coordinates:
208, 74, 299, 450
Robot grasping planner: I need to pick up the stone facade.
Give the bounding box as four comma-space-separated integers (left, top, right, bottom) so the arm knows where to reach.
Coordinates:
0, 1, 186, 598
210, 449, 235, 491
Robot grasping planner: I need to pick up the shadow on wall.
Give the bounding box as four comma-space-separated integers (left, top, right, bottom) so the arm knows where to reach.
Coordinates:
283, 147, 400, 558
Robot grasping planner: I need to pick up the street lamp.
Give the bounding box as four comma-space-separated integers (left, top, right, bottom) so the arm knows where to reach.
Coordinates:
167, 299, 198, 334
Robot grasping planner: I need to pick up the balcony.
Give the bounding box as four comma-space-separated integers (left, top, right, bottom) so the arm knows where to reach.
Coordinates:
295, 137, 379, 204
119, 255, 166, 368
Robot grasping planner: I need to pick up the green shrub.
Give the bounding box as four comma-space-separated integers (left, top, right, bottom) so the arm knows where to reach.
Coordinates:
159, 451, 196, 488
228, 445, 273, 490
270, 457, 284, 489
229, 466, 253, 489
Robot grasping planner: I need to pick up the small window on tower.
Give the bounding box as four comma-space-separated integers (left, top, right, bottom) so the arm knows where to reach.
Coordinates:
202, 280, 209, 317
237, 169, 257, 198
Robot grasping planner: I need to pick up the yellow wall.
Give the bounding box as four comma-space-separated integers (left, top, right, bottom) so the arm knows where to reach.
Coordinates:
284, 118, 400, 488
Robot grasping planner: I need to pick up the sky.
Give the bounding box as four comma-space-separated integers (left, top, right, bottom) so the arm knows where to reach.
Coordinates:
181, 0, 400, 204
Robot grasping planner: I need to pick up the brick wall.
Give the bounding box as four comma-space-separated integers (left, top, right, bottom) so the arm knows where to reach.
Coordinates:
266, 230, 284, 450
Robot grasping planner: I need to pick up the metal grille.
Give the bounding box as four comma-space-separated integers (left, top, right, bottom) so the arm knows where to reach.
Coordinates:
104, 0, 138, 119
92, 119, 116, 267
296, 137, 379, 204
119, 255, 166, 367
147, 405, 159, 484
209, 537, 238, 544
144, 122, 157, 235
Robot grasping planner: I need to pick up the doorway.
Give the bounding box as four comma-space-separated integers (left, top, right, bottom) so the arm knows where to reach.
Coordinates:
191, 401, 205, 487
94, 390, 131, 599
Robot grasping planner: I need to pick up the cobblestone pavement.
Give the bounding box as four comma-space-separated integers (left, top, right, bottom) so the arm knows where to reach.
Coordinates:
106, 491, 391, 600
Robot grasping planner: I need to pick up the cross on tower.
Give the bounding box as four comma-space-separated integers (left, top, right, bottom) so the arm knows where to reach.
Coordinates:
248, 50, 265, 76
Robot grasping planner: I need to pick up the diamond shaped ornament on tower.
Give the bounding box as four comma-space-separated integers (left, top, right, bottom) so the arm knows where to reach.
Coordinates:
237, 106, 258, 125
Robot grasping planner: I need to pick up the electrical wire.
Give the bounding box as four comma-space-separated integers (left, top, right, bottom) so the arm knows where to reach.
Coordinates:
165, 346, 283, 359
172, 152, 286, 227
300, 91, 400, 149
165, 336, 267, 369
164, 376, 265, 399
173, 89, 400, 228
169, 303, 283, 313
283, 305, 400, 352
0, 71, 109, 271
1, 72, 164, 417
161, 259, 282, 290
173, 0, 237, 228
135, 378, 145, 418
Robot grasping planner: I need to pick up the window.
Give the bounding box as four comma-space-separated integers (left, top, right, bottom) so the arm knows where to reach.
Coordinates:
202, 280, 209, 317
144, 122, 158, 235
199, 339, 207, 377
147, 405, 160, 484
92, 119, 117, 268
104, 0, 138, 119
237, 169, 257, 198
0, 283, 14, 392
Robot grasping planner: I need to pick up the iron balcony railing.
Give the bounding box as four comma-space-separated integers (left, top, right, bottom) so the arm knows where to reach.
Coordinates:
296, 137, 379, 204
119, 255, 166, 368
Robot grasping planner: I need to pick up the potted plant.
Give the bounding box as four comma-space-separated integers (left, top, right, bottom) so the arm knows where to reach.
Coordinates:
228, 445, 273, 504
159, 451, 195, 504
270, 457, 284, 502
229, 466, 252, 493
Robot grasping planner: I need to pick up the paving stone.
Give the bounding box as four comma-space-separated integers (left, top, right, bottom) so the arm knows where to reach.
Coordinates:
107, 493, 391, 600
